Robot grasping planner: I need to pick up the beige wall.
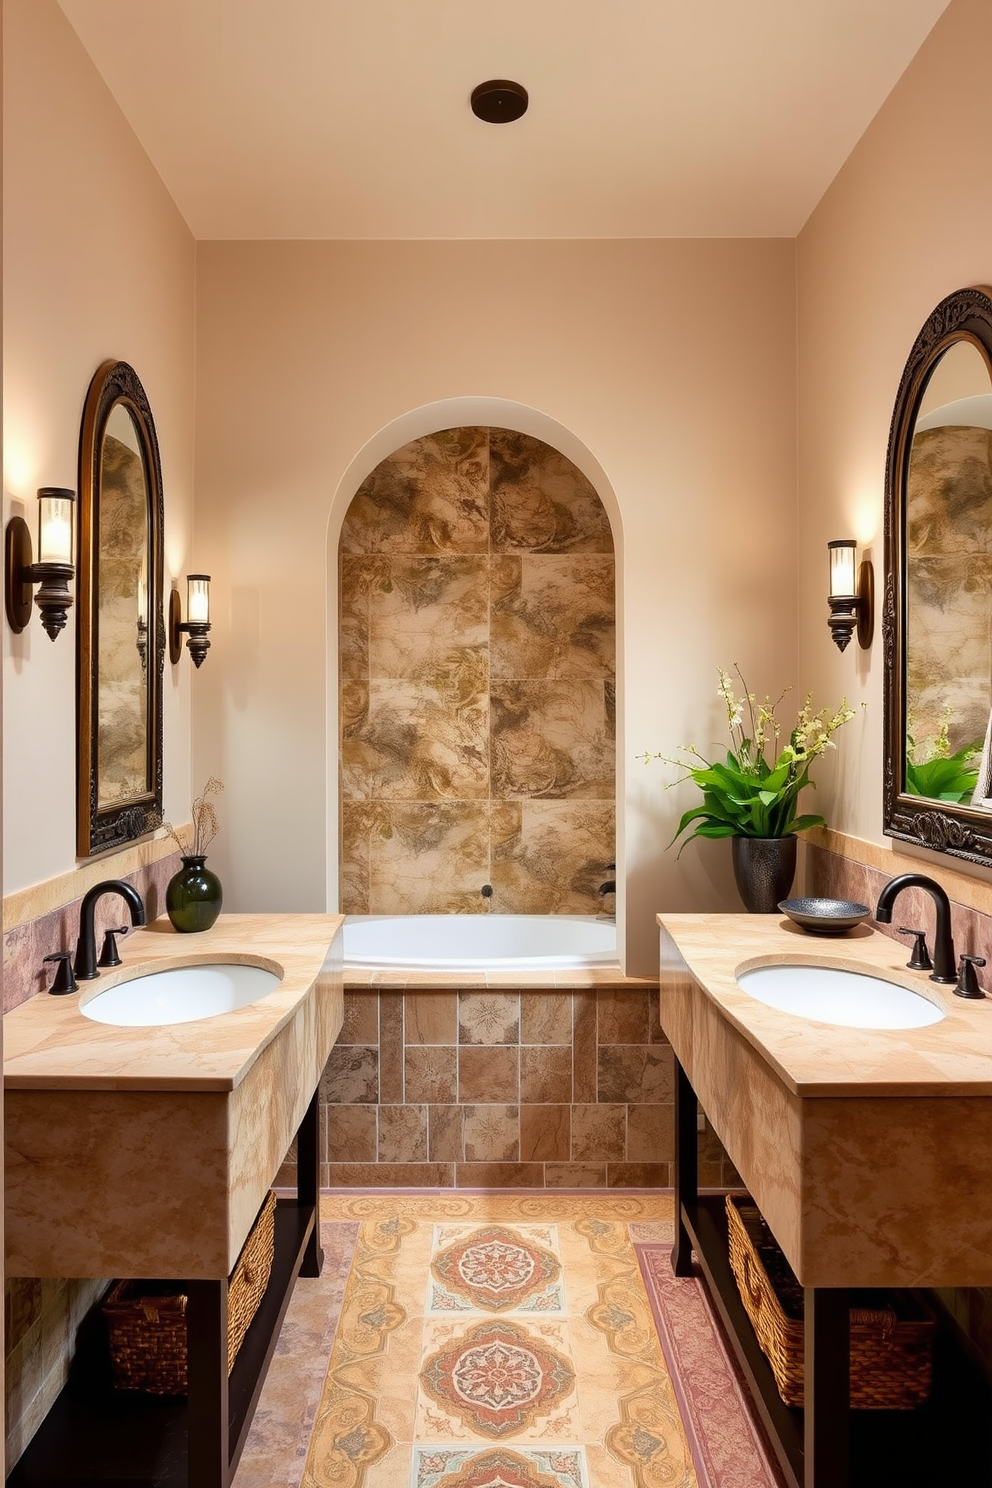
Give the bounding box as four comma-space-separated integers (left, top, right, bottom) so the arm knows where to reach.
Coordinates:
194, 238, 797, 975
2, 0, 195, 894
796, 0, 992, 894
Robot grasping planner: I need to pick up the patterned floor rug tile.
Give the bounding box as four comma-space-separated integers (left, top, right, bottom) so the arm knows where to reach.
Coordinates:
233, 1194, 782, 1488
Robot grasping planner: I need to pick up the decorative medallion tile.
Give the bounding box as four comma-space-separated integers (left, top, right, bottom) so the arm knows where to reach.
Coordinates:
418, 1317, 576, 1439
410, 1445, 588, 1488
428, 1224, 565, 1314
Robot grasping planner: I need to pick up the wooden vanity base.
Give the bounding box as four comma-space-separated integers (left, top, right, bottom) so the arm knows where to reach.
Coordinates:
7, 1092, 324, 1488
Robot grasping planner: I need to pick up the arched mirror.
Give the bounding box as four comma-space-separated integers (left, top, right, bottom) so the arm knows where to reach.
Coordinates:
77, 360, 164, 856
884, 287, 992, 862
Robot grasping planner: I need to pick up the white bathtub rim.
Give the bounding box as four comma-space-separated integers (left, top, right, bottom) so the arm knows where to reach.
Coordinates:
343, 913, 619, 971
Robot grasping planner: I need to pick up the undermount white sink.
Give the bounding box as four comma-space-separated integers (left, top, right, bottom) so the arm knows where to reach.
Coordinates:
80, 962, 282, 1027
736, 963, 944, 1030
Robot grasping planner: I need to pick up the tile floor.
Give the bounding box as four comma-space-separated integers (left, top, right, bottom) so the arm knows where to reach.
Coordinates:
233, 1192, 780, 1488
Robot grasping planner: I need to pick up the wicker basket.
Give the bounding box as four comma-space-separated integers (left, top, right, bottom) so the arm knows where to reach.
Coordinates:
725, 1195, 935, 1410
103, 1190, 277, 1394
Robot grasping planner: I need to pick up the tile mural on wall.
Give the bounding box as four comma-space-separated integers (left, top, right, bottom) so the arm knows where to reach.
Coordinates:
339, 428, 616, 914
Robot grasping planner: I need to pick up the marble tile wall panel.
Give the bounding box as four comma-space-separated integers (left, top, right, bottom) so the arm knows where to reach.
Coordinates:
342, 802, 493, 915
339, 427, 616, 915
489, 429, 614, 554
906, 554, 992, 750
491, 801, 616, 915
490, 555, 615, 680
321, 985, 694, 1190
340, 428, 489, 555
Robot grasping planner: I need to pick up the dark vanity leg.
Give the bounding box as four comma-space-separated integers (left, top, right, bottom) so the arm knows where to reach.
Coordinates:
185, 1280, 230, 1488
803, 1287, 850, 1488
297, 1087, 324, 1277
671, 1057, 698, 1277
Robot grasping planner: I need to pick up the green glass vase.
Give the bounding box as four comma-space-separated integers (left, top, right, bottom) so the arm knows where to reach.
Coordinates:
166, 855, 223, 933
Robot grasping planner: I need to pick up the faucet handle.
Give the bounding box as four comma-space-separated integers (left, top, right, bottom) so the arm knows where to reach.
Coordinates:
98, 926, 129, 969
897, 926, 933, 972
955, 954, 987, 1001
43, 951, 78, 996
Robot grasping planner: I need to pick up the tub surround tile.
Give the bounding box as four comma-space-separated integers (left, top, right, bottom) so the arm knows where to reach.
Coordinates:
326, 1162, 455, 1187
340, 428, 489, 556
597, 1044, 673, 1104
338, 554, 377, 681
378, 992, 404, 1104
520, 1045, 571, 1104
572, 992, 598, 1104
404, 990, 457, 1045
627, 1104, 675, 1164
428, 1104, 464, 1162
322, 978, 675, 1189
458, 1046, 519, 1103
607, 1163, 669, 1188
571, 1104, 626, 1162
322, 1044, 378, 1104
404, 1045, 457, 1104
462, 1105, 520, 1163
378, 1104, 428, 1163
326, 1104, 377, 1163
490, 802, 616, 915
489, 429, 613, 554
339, 990, 379, 1045
339, 428, 616, 918
455, 1162, 545, 1188
367, 556, 489, 679
520, 991, 572, 1045
520, 1104, 570, 1162
458, 990, 520, 1045
490, 554, 615, 681
342, 676, 490, 802
491, 680, 614, 799
597, 987, 651, 1044
544, 1163, 606, 1188
365, 804, 492, 915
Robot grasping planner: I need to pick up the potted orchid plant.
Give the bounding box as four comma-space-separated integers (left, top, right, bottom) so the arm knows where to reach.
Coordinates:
642, 667, 857, 910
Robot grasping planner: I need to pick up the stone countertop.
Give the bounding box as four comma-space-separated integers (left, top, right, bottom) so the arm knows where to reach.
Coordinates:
658, 912, 992, 1098
3, 913, 344, 1092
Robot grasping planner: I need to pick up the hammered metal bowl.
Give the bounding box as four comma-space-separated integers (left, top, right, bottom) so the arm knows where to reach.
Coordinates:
777, 897, 871, 935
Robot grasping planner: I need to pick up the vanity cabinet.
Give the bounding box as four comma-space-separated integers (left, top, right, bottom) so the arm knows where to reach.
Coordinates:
4, 914, 345, 1488
659, 912, 992, 1488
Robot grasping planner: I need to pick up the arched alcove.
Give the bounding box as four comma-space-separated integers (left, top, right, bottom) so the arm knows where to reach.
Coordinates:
325, 400, 623, 929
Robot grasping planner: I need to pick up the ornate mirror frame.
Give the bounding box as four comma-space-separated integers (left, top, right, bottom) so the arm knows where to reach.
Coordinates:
883, 286, 992, 864
77, 360, 165, 856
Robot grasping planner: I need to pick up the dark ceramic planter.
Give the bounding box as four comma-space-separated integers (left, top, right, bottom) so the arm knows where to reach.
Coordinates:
731, 835, 797, 914
166, 854, 223, 933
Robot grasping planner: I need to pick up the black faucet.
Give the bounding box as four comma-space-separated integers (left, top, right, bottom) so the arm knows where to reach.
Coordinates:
875, 873, 956, 984
73, 880, 147, 982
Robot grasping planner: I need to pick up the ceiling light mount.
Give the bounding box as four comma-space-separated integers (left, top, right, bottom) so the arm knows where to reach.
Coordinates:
470, 80, 528, 124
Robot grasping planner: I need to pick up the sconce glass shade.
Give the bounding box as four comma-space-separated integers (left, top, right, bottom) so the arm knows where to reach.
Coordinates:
4, 488, 76, 640
828, 539, 857, 600
827, 539, 873, 653
187, 573, 210, 625
37, 487, 75, 565
169, 572, 212, 668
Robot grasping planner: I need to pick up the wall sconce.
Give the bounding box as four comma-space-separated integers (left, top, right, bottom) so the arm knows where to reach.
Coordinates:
169, 573, 211, 667
827, 539, 874, 652
4, 487, 76, 641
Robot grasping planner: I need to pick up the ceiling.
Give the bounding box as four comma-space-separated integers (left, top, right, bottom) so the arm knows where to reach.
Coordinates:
57, 0, 950, 241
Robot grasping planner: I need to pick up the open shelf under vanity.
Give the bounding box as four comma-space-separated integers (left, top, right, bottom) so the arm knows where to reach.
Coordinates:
7, 1095, 324, 1488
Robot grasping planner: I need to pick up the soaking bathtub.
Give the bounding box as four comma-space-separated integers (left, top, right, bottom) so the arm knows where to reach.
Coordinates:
343, 914, 618, 972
